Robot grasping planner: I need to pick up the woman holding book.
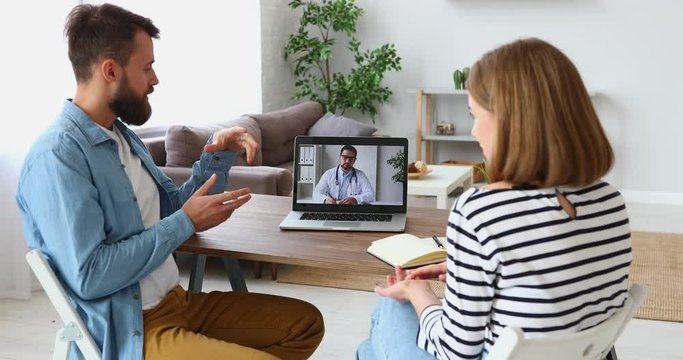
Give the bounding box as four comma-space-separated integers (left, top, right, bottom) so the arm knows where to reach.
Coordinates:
356, 37, 631, 360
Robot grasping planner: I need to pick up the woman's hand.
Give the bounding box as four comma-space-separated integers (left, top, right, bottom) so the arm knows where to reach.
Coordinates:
374, 266, 433, 302
405, 261, 447, 282
204, 127, 259, 164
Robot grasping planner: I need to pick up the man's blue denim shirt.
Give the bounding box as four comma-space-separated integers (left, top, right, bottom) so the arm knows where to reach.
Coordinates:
16, 100, 236, 359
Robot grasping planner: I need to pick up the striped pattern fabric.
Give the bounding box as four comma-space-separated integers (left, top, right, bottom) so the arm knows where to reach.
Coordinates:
417, 182, 632, 359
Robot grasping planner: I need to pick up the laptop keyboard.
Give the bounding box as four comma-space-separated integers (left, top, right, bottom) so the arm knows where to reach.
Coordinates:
300, 212, 392, 222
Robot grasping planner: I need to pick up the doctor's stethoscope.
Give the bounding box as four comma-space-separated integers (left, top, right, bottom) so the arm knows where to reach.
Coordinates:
334, 165, 358, 186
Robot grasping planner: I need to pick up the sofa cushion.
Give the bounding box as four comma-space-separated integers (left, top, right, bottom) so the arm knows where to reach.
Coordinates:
307, 112, 377, 136
248, 101, 323, 166
165, 116, 262, 168
141, 135, 167, 166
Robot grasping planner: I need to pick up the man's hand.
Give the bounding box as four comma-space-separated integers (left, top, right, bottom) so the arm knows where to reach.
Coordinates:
204, 127, 259, 165
339, 196, 358, 205
182, 174, 251, 232
325, 196, 337, 204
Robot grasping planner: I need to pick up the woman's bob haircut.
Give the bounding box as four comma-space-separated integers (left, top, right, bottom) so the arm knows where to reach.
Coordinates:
467, 38, 614, 187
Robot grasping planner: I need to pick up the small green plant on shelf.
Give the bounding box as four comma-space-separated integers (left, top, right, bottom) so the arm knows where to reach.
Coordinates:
474, 159, 490, 183
453, 66, 470, 90
386, 150, 406, 183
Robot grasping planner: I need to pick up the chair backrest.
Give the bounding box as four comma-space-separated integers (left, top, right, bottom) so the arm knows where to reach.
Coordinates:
487, 283, 648, 360
25, 249, 102, 360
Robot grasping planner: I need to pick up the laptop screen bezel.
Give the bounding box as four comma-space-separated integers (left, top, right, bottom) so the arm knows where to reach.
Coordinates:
291, 135, 409, 214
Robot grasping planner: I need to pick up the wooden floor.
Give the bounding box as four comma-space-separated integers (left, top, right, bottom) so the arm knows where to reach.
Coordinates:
1, 195, 682, 360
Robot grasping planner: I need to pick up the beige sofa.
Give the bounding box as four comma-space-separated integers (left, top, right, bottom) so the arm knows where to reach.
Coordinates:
139, 101, 325, 196
139, 101, 379, 197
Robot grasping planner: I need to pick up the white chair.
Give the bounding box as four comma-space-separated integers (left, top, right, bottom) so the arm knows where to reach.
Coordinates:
488, 283, 648, 360
25, 249, 102, 360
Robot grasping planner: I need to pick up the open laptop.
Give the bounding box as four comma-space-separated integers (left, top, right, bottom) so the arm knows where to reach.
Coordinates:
279, 135, 408, 232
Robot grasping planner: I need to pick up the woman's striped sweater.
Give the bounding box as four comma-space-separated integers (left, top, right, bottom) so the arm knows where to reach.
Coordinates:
417, 181, 632, 359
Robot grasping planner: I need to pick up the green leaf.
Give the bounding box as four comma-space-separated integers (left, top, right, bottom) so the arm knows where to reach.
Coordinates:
284, 0, 402, 123
387, 150, 406, 183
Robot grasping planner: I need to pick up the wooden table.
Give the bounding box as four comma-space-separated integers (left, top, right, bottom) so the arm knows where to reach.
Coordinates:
177, 194, 450, 292
407, 164, 472, 209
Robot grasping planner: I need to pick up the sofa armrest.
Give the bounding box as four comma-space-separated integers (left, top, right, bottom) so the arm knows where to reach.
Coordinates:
226, 166, 293, 196
159, 166, 192, 187
157, 166, 293, 196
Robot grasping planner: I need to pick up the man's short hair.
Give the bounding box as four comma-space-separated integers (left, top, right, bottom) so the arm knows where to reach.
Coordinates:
340, 145, 358, 156
64, 3, 160, 82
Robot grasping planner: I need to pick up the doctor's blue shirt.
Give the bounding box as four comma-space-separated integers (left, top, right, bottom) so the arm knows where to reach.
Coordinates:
15, 100, 236, 359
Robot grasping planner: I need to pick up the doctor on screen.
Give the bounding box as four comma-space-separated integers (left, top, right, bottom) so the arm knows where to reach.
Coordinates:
313, 145, 375, 204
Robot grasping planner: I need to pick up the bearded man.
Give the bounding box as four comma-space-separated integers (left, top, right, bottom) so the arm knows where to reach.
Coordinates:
15, 4, 323, 360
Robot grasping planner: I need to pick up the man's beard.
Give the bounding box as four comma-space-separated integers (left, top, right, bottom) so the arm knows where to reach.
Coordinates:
109, 76, 153, 126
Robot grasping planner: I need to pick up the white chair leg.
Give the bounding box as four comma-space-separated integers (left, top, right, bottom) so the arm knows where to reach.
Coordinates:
53, 322, 88, 360
52, 327, 71, 360
27, 250, 102, 360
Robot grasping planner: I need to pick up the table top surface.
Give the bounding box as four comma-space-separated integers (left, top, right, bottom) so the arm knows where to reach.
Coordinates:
407, 165, 472, 190
177, 194, 450, 275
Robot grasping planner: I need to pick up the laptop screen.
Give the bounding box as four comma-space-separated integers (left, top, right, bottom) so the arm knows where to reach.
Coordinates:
291, 136, 408, 214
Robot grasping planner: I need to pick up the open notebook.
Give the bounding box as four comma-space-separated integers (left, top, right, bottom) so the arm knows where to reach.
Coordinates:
279, 135, 408, 232
367, 233, 447, 268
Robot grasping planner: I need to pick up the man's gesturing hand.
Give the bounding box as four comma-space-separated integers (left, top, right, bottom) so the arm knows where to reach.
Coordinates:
182, 174, 252, 232
204, 126, 259, 165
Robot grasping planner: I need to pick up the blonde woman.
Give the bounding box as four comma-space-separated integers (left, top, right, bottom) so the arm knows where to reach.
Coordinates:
357, 38, 631, 360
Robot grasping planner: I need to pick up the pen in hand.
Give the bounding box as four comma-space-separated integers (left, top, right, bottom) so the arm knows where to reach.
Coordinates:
432, 235, 444, 249
325, 192, 337, 204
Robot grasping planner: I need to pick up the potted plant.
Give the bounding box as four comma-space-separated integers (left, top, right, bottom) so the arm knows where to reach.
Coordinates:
386, 150, 406, 183
284, 0, 402, 123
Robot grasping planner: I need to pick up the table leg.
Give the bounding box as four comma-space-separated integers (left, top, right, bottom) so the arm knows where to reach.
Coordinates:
271, 263, 278, 280
187, 254, 207, 293
221, 257, 248, 292
463, 177, 473, 190
436, 193, 449, 209
253, 261, 262, 279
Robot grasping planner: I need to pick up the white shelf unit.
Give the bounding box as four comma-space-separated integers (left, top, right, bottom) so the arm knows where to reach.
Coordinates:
410, 88, 474, 163
297, 144, 322, 199
422, 134, 478, 142
409, 88, 597, 163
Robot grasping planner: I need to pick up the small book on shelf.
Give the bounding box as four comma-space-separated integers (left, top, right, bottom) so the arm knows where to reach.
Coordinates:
367, 233, 447, 268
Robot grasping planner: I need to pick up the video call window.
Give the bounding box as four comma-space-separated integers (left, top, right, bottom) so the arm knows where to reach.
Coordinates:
295, 144, 406, 206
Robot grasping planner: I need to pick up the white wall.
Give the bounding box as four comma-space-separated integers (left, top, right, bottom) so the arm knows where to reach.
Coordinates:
97, 1, 262, 127
261, 0, 683, 203
377, 145, 406, 204
0, 1, 262, 299
0, 0, 79, 299
260, 0, 300, 113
